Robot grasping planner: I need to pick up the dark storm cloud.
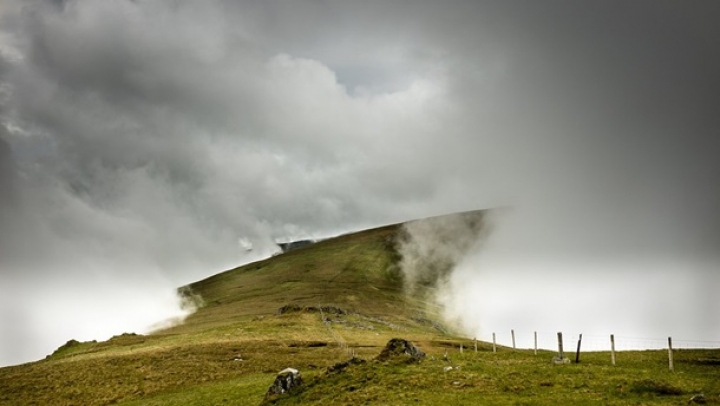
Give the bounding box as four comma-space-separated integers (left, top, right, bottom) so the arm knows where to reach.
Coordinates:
1, 0, 719, 365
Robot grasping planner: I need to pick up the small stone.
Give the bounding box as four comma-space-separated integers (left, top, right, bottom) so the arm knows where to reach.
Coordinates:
552, 357, 571, 365
689, 394, 706, 404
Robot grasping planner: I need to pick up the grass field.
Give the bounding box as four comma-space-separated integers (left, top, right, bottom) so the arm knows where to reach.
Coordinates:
1, 211, 718, 405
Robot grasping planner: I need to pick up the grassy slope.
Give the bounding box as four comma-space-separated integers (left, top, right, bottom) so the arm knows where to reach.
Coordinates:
265, 347, 720, 406
1, 212, 718, 405
168, 223, 423, 334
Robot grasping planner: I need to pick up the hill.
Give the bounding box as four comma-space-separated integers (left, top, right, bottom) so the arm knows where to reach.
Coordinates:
1, 210, 718, 405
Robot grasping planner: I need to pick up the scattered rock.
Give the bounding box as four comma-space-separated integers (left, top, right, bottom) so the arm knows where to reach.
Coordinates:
689, 394, 707, 404
265, 368, 303, 398
552, 357, 571, 365
316, 306, 347, 315
276, 305, 348, 316
375, 338, 425, 363
443, 366, 454, 372
276, 305, 304, 315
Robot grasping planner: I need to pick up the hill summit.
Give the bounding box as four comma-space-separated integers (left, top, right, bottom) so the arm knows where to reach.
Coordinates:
171, 209, 486, 336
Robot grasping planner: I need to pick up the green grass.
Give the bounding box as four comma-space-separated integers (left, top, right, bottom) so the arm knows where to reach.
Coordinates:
2, 210, 718, 406
262, 347, 720, 405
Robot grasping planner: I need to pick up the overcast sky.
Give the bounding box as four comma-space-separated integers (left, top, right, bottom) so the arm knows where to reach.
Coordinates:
1, 0, 719, 366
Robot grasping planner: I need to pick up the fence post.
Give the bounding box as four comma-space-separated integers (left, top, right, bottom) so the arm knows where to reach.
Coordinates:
460, 343, 463, 354
610, 334, 616, 366
511, 329, 516, 349
474, 337, 478, 352
668, 337, 674, 372
575, 334, 582, 363
557, 332, 564, 360
534, 331, 538, 355
492, 333, 497, 353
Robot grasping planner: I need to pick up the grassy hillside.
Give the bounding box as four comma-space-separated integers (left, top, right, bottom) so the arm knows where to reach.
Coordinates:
169, 222, 421, 335
1, 210, 718, 406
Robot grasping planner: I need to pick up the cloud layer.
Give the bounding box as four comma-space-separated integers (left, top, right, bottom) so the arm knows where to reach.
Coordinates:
1, 0, 719, 365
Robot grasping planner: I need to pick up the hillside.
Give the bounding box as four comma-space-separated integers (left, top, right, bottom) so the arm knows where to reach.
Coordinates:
170, 222, 417, 335
1, 210, 719, 406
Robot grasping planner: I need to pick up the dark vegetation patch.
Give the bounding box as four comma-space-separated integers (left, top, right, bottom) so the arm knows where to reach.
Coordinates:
108, 333, 145, 344
47, 339, 98, 359
288, 341, 329, 348
326, 358, 366, 374
682, 358, 720, 366
630, 379, 684, 396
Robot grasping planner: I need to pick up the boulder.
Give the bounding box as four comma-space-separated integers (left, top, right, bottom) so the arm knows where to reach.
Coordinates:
265, 368, 303, 398
376, 338, 425, 363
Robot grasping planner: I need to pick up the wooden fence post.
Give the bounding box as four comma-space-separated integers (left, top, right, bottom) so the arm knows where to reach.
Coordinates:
474, 338, 478, 352
492, 333, 497, 353
511, 329, 516, 349
460, 343, 463, 354
575, 334, 582, 363
668, 337, 674, 372
610, 334, 616, 366
534, 331, 538, 355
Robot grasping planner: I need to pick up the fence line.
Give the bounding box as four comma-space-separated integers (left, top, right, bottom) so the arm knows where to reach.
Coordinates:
461, 330, 720, 372
476, 330, 720, 352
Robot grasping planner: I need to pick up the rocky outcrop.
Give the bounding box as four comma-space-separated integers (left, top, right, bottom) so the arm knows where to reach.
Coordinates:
277, 240, 314, 253
375, 338, 425, 363
265, 368, 303, 398
276, 305, 348, 316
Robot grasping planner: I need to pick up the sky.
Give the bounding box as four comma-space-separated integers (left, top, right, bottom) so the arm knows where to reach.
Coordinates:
1, 0, 719, 366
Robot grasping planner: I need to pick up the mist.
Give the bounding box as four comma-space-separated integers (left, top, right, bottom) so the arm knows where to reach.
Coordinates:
2, 0, 720, 365
437, 209, 720, 351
